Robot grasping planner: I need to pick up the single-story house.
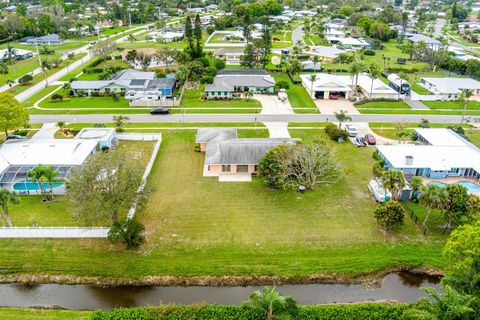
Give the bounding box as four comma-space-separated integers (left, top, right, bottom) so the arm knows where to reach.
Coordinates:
325, 37, 370, 50
404, 33, 441, 51
213, 48, 244, 65
196, 128, 300, 179
306, 46, 346, 63
324, 28, 345, 37
447, 46, 480, 62
205, 68, 275, 99
148, 31, 184, 42
301, 61, 322, 71
420, 77, 480, 100
21, 34, 63, 46
71, 69, 177, 98
377, 128, 480, 180
300, 73, 397, 100
0, 48, 33, 62
0, 128, 117, 195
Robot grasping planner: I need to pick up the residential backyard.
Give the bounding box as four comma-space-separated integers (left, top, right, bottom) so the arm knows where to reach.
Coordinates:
0, 129, 447, 280
6, 140, 156, 227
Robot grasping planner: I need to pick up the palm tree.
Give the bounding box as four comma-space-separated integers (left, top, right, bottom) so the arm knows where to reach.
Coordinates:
459, 89, 473, 124
243, 287, 292, 320
113, 115, 130, 132
6, 45, 16, 75
0, 188, 19, 227
381, 169, 406, 200
287, 59, 302, 76
419, 184, 447, 229
244, 90, 253, 101
348, 61, 365, 93
27, 165, 48, 202
334, 109, 351, 128
312, 55, 320, 73
0, 62, 8, 81
43, 166, 60, 201
368, 64, 381, 99
308, 74, 317, 97
404, 286, 475, 320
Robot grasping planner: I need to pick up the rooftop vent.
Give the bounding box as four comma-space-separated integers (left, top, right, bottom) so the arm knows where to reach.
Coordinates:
405, 155, 413, 166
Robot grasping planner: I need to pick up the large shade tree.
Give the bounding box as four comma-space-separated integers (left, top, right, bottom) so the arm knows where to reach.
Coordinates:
0, 92, 29, 138
67, 151, 144, 226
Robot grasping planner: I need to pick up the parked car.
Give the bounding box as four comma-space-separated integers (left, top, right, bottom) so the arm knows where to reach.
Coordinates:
273, 37, 280, 42
278, 89, 288, 102
345, 125, 357, 137
6, 135, 27, 140
150, 108, 170, 115
364, 134, 376, 145
329, 93, 339, 100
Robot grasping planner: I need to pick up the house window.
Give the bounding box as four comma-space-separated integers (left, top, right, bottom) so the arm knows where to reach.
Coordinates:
237, 165, 248, 173
222, 165, 231, 172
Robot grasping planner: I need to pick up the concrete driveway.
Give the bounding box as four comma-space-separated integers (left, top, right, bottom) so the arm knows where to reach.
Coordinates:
349, 122, 398, 145
255, 94, 294, 115
314, 99, 359, 115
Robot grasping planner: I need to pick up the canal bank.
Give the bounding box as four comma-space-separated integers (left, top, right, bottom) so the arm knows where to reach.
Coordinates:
0, 272, 440, 310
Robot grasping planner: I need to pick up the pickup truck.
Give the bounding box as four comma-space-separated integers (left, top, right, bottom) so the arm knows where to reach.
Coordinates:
278, 89, 288, 102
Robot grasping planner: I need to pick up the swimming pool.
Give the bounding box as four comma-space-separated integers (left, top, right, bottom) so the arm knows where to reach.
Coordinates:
427, 181, 480, 193
13, 179, 64, 191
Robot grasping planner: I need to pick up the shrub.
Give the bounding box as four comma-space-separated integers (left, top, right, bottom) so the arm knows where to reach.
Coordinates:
108, 218, 146, 249
324, 123, 348, 141
50, 93, 63, 102
363, 49, 375, 56
275, 80, 290, 90
18, 74, 33, 84
67, 53, 75, 59
200, 75, 214, 84
374, 201, 405, 230
373, 161, 384, 177
214, 59, 226, 69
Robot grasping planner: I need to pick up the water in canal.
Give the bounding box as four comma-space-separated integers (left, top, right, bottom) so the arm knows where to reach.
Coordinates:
0, 272, 440, 310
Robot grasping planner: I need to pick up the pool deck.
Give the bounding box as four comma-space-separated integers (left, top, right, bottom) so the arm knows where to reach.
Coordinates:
422, 177, 480, 196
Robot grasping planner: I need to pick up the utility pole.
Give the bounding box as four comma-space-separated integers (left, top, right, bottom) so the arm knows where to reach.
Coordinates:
129, 12, 132, 28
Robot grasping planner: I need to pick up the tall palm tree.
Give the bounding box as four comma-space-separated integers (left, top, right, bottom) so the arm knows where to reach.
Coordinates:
381, 169, 406, 200
348, 61, 364, 89
243, 287, 291, 320
459, 89, 473, 124
334, 109, 351, 128
308, 74, 317, 97
6, 45, 16, 75
368, 64, 381, 99
419, 184, 447, 229
27, 165, 48, 202
0, 188, 19, 227
43, 166, 60, 201
0, 62, 8, 81
288, 59, 302, 76
312, 55, 320, 73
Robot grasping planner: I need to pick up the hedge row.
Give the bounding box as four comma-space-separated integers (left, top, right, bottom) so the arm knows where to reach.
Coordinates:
91, 304, 409, 320
353, 98, 399, 106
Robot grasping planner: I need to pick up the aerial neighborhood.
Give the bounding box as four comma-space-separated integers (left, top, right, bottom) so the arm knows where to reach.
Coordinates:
0, 0, 479, 319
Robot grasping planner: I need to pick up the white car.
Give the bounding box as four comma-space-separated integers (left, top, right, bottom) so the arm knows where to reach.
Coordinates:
345, 125, 357, 137
278, 89, 288, 102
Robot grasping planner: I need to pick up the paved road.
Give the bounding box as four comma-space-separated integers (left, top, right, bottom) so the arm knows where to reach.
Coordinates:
29, 113, 471, 124
433, 18, 445, 38
16, 25, 150, 103
291, 25, 304, 46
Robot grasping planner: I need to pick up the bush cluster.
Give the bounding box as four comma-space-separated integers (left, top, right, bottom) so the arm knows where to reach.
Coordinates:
324, 123, 348, 141
91, 304, 409, 320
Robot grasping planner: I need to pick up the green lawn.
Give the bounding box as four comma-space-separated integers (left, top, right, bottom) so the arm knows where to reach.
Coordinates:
358, 109, 480, 115
422, 100, 480, 110
0, 41, 86, 52
39, 95, 130, 109
180, 86, 261, 112
9, 141, 155, 227
0, 308, 90, 320
356, 101, 411, 109
0, 54, 62, 86
0, 129, 447, 281
272, 74, 318, 113
23, 85, 61, 108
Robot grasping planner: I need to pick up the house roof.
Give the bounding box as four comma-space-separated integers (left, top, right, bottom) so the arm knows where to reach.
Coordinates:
307, 45, 345, 58
377, 129, 480, 172
326, 37, 369, 46
0, 48, 33, 59
421, 77, 480, 94
71, 69, 159, 90
206, 70, 275, 92
214, 48, 244, 55
405, 33, 441, 45
197, 128, 299, 165
217, 68, 269, 76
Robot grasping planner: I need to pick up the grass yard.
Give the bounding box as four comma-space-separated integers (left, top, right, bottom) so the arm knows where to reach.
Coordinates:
180, 86, 262, 112
0, 54, 63, 86
23, 85, 61, 108
8, 141, 155, 227
355, 101, 411, 110
39, 95, 130, 109
0, 308, 90, 320
422, 100, 480, 110
357, 109, 480, 115
0, 129, 447, 281
272, 74, 318, 113
0, 41, 86, 52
